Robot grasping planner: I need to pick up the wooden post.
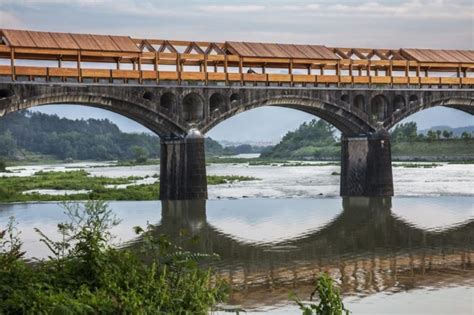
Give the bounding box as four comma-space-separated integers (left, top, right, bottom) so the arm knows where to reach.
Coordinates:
155, 52, 159, 84
77, 51, 82, 83
289, 58, 294, 86
239, 56, 243, 85
177, 53, 181, 84
336, 60, 340, 86
224, 55, 228, 85
138, 57, 142, 84
203, 55, 208, 85
116, 57, 120, 70
10, 48, 15, 81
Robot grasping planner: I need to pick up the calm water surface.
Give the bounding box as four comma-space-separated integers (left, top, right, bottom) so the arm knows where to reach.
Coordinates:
1, 162, 473, 314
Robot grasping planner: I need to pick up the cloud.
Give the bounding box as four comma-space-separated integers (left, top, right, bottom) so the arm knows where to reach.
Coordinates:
0, 10, 24, 28
198, 5, 266, 13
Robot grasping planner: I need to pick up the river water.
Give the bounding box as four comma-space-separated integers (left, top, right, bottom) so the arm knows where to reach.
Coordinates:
1, 161, 473, 314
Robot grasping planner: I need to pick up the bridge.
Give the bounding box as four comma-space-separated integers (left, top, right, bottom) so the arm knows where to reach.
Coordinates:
0, 29, 473, 199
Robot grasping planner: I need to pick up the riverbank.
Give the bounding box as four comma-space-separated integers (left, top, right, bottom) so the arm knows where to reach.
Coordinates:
0, 170, 258, 202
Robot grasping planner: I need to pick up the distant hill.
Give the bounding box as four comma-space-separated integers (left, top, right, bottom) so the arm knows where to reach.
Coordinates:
419, 125, 474, 137
0, 111, 259, 162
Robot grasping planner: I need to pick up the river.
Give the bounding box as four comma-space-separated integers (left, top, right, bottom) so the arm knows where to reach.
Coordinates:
1, 161, 473, 314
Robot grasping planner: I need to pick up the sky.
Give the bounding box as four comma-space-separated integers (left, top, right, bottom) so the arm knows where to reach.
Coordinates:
1, 0, 473, 141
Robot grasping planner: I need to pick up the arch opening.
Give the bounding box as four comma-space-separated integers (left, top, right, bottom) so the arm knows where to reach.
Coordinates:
209, 93, 226, 114
0, 89, 13, 99
230, 93, 241, 104
160, 92, 176, 111
392, 95, 405, 114
409, 95, 418, 105
370, 94, 388, 124
340, 94, 349, 103
182, 93, 204, 123
143, 91, 154, 101
353, 94, 365, 112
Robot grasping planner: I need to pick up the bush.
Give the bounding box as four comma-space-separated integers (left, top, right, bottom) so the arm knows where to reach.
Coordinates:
0, 201, 228, 314
291, 273, 350, 315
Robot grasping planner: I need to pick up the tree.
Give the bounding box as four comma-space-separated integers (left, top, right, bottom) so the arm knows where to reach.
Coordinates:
442, 130, 453, 139
461, 131, 472, 140
0, 131, 18, 158
436, 130, 442, 140
427, 130, 437, 142
130, 146, 149, 163
391, 122, 418, 142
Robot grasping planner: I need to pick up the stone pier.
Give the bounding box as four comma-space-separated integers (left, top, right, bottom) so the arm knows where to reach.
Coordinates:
340, 130, 394, 196
159, 130, 208, 200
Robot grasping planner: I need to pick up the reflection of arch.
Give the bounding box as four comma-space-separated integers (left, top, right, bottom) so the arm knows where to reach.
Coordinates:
182, 93, 204, 122
160, 92, 176, 111
354, 94, 365, 112
0, 92, 185, 137
370, 94, 388, 123
385, 97, 474, 130
209, 93, 225, 113
201, 96, 375, 136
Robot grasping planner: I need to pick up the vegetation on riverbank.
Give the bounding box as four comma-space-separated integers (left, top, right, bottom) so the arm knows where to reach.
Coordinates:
0, 201, 228, 313
0, 170, 258, 203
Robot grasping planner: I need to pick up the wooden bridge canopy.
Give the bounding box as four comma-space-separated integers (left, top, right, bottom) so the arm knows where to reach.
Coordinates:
0, 28, 473, 86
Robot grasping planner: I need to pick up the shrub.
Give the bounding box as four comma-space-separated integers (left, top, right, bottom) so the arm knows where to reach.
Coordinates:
0, 200, 228, 314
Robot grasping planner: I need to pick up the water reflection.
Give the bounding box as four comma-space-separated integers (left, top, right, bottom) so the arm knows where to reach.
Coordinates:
131, 197, 474, 310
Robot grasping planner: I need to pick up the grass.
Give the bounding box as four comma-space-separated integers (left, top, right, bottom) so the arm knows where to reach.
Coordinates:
393, 162, 442, 168
0, 170, 259, 203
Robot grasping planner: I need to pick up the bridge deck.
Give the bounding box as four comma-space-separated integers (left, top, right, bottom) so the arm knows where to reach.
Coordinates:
0, 29, 473, 87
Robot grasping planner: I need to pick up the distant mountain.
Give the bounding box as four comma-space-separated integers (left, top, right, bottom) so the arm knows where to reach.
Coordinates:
419, 125, 474, 137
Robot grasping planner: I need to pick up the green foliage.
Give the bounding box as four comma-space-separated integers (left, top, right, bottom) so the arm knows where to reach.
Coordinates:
0, 111, 160, 161
0, 201, 228, 314
461, 131, 472, 140
0, 160, 6, 172
291, 273, 350, 315
0, 170, 257, 202
262, 119, 337, 159
130, 145, 149, 163
390, 122, 418, 142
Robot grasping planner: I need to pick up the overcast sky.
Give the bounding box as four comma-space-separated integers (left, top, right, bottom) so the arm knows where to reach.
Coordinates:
1, 0, 473, 141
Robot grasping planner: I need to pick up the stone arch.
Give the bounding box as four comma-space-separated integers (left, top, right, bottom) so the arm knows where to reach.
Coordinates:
201, 96, 375, 136
370, 94, 389, 123
182, 92, 204, 123
353, 94, 365, 112
160, 92, 177, 111
0, 92, 186, 137
384, 97, 474, 130
230, 93, 241, 104
209, 92, 226, 113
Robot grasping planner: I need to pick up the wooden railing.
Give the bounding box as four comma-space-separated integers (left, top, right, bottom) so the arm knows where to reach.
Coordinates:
0, 45, 473, 87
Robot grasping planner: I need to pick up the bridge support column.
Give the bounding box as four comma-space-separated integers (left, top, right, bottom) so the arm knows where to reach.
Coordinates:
340, 130, 393, 197
160, 130, 207, 200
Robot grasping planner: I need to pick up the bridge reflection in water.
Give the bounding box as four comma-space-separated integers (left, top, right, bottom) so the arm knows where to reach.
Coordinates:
129, 198, 474, 309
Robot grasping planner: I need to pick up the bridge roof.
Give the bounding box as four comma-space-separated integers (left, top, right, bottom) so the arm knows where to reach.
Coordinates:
0, 29, 140, 53
0, 28, 473, 64
401, 48, 474, 63
226, 41, 338, 60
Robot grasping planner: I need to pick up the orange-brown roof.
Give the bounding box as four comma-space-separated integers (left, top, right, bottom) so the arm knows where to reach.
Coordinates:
226, 41, 339, 60
401, 48, 474, 63
1, 29, 140, 53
